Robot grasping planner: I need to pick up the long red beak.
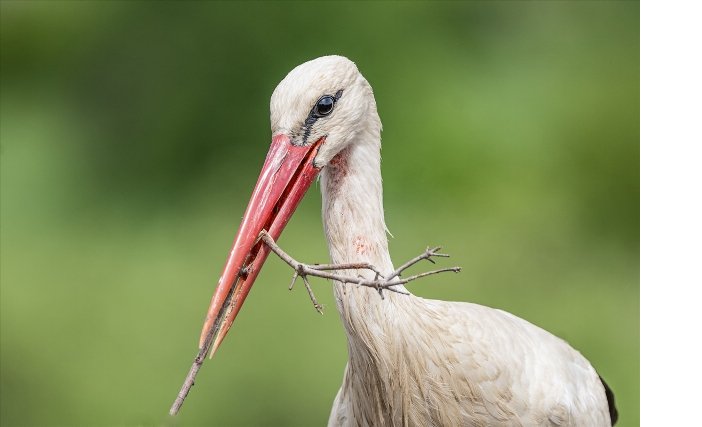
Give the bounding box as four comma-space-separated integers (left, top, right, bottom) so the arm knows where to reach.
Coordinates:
199, 134, 323, 356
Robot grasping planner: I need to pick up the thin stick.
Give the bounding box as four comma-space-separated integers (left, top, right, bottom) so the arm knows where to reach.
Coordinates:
301, 275, 324, 314
169, 345, 208, 416
388, 247, 450, 280
288, 271, 299, 290
395, 267, 462, 284
312, 263, 385, 278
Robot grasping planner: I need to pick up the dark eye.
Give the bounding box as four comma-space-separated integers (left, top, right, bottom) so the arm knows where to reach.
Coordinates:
314, 95, 335, 117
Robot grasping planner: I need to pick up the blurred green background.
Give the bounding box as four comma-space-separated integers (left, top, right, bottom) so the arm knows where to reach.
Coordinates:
1, 1, 638, 426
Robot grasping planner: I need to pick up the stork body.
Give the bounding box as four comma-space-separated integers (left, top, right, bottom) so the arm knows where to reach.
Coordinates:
197, 55, 617, 426
321, 116, 611, 426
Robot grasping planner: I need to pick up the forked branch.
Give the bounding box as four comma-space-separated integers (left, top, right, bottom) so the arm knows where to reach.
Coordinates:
258, 231, 461, 309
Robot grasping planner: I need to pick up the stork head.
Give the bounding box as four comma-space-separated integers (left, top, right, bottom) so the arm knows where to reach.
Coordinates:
198, 55, 377, 355
271, 55, 378, 166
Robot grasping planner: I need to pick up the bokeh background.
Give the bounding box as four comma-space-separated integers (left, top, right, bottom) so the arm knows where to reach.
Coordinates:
1, 1, 639, 426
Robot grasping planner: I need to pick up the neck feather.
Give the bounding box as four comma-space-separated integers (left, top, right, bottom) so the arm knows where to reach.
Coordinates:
320, 122, 413, 327
320, 125, 392, 274
320, 125, 428, 424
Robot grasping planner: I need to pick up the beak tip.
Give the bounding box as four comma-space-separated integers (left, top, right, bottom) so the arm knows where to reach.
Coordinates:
198, 327, 208, 348
209, 341, 221, 359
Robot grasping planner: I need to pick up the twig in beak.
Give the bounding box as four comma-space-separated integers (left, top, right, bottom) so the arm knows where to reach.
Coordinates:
170, 231, 461, 416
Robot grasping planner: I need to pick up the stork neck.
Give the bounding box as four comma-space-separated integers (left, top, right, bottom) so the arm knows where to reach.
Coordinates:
319, 124, 415, 334
320, 130, 393, 276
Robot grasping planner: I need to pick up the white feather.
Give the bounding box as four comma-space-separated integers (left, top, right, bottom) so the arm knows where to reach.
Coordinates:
270, 56, 613, 427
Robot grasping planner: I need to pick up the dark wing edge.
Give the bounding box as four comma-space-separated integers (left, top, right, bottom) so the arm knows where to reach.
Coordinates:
599, 375, 618, 425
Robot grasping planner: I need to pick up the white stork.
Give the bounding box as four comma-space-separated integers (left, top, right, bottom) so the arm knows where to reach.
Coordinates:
195, 55, 618, 426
